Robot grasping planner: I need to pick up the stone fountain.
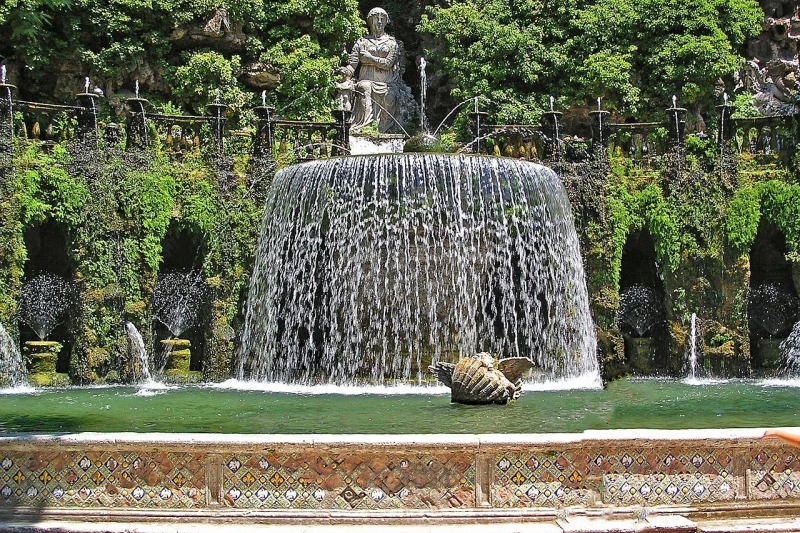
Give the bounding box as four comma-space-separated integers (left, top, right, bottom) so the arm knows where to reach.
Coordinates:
239, 153, 598, 386
17, 273, 75, 386
152, 271, 208, 378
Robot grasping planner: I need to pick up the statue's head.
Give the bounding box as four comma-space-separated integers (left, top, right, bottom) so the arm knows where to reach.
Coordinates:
366, 7, 389, 32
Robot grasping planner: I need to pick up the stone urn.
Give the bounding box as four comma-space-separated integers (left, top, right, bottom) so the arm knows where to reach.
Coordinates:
160, 338, 201, 382
24, 340, 69, 386
624, 336, 657, 374
161, 338, 191, 372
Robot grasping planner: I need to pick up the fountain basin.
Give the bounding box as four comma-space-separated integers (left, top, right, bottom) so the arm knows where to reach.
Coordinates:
3, 380, 800, 528
1, 426, 799, 531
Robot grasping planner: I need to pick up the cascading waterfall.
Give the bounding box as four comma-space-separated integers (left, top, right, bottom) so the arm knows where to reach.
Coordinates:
781, 320, 800, 376
240, 154, 598, 385
125, 322, 152, 383
419, 57, 428, 133
0, 322, 26, 388
688, 313, 699, 380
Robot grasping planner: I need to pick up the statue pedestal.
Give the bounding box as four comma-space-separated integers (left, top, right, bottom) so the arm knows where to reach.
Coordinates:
349, 134, 405, 155
624, 336, 656, 374
24, 340, 70, 386
161, 338, 201, 383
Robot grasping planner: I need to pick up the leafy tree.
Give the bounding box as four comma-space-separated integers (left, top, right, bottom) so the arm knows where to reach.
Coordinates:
420, 0, 763, 123
0, 0, 72, 69
419, 0, 578, 124
172, 51, 246, 116
570, 0, 763, 116
0, 0, 363, 119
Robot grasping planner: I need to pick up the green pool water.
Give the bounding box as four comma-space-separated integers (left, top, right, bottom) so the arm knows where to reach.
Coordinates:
0, 378, 798, 434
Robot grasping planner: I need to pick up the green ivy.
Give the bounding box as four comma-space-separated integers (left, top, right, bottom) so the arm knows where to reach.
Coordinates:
725, 186, 760, 255
726, 180, 800, 259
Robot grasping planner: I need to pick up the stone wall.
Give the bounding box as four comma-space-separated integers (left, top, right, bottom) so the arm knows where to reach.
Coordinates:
1, 429, 799, 527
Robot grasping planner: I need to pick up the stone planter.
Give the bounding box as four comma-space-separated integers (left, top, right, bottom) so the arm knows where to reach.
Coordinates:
161, 338, 191, 372
160, 338, 200, 382
624, 336, 656, 374
24, 340, 70, 386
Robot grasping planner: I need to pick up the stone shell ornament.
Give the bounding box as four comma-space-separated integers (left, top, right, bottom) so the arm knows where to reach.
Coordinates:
429, 353, 535, 405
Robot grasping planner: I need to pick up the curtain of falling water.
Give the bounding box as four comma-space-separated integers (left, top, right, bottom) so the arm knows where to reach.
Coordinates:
240, 154, 597, 384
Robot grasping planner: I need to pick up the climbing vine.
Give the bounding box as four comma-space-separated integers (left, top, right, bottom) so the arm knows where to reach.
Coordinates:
726, 180, 800, 259
0, 137, 262, 384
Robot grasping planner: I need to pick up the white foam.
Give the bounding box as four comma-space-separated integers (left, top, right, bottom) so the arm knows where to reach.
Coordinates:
0, 385, 37, 395
682, 377, 729, 386
210, 379, 450, 395
759, 377, 800, 388
133, 381, 176, 396
524, 372, 603, 391
137, 380, 175, 390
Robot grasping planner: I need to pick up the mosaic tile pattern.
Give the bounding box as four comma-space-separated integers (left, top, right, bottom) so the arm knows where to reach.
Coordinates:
493, 447, 738, 507
604, 472, 735, 505
749, 447, 800, 500
0, 451, 206, 508
222, 451, 475, 509
4, 441, 800, 512
492, 452, 595, 507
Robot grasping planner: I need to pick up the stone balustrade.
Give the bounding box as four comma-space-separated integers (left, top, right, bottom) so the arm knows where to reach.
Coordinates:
1, 91, 797, 167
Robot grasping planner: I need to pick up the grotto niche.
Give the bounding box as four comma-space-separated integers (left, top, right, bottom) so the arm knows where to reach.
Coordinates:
153, 223, 210, 380
748, 221, 799, 371
617, 228, 668, 374
20, 218, 77, 384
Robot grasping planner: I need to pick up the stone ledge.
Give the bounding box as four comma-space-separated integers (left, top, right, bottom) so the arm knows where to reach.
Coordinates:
3, 511, 800, 533
0, 427, 773, 450
2, 428, 800, 515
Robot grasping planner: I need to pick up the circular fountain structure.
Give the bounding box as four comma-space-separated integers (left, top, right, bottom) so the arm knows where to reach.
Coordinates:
240, 154, 598, 384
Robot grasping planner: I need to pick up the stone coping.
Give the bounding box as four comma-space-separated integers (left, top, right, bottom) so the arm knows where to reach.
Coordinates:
0, 426, 777, 449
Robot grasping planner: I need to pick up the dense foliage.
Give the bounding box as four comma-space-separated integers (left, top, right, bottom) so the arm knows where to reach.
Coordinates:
0, 139, 262, 383
419, 0, 763, 123
0, 0, 363, 119
727, 180, 800, 259
0, 0, 765, 127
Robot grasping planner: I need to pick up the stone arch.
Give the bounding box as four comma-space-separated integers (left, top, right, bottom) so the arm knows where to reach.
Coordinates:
748, 220, 799, 371
617, 228, 668, 374
152, 222, 209, 377
20, 218, 76, 377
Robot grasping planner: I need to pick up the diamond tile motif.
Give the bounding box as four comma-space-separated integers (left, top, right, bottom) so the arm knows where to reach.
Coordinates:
492, 451, 594, 507
0, 451, 206, 508
3, 440, 800, 512
603, 472, 734, 505
494, 447, 738, 507
223, 451, 475, 509
749, 446, 800, 500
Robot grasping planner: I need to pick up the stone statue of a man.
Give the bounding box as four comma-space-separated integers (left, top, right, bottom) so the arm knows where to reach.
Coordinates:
340, 7, 412, 133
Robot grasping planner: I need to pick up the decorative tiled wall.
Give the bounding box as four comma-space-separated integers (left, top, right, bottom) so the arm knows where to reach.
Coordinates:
222, 450, 475, 509
492, 446, 740, 507
748, 447, 800, 500
0, 451, 206, 508
1, 431, 799, 513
